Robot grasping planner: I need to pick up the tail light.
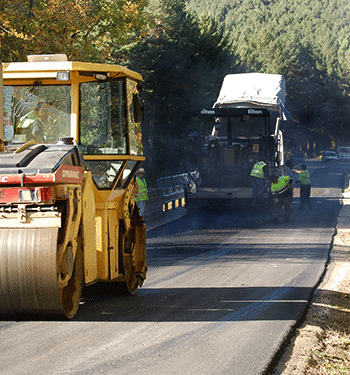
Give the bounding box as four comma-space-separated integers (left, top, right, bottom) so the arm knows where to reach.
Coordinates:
0, 186, 55, 204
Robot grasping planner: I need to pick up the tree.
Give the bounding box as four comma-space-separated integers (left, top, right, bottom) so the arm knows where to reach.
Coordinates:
187, 0, 350, 151
116, 0, 234, 178
0, 0, 151, 62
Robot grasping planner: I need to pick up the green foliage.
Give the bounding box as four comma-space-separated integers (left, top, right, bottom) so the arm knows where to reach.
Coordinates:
187, 0, 350, 150
0, 0, 151, 62
2, 0, 350, 179
114, 0, 234, 178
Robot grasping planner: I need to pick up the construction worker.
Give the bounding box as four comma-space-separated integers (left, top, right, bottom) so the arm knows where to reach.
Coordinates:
250, 160, 268, 204
269, 174, 293, 222
293, 164, 311, 210
17, 102, 51, 142
134, 168, 149, 216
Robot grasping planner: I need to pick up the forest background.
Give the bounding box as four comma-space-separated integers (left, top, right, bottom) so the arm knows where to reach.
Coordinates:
1, 0, 350, 184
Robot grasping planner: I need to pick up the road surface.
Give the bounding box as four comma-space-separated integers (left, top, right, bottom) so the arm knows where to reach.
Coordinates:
0, 160, 346, 375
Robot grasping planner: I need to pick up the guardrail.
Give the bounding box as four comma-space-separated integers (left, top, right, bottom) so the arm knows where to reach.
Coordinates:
142, 170, 197, 220
157, 171, 197, 211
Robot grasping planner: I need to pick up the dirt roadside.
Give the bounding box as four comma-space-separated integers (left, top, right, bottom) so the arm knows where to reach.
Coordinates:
271, 189, 350, 374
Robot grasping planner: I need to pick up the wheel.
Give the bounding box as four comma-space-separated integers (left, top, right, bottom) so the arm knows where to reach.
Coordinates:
59, 234, 84, 318
117, 225, 139, 295
0, 227, 84, 318
117, 184, 145, 294
123, 253, 139, 294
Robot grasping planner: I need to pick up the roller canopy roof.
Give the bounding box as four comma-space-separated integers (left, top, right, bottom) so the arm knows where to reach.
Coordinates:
214, 73, 291, 120
0, 144, 82, 174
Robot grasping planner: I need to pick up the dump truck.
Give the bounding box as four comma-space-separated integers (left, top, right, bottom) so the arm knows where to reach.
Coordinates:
0, 54, 147, 318
187, 73, 290, 207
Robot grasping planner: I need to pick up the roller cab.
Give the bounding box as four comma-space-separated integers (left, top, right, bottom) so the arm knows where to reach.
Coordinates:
0, 55, 147, 318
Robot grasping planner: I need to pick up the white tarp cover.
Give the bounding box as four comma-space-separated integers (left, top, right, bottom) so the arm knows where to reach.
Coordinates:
214, 73, 290, 119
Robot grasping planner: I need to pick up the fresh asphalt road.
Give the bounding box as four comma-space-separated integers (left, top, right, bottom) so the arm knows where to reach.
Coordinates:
0, 160, 347, 375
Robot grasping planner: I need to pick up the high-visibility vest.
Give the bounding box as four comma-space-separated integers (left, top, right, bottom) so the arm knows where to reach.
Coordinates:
271, 175, 292, 197
298, 170, 310, 185
250, 161, 266, 179
135, 177, 149, 202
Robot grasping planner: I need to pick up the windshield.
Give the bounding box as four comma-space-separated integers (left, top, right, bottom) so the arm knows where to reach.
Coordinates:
213, 114, 273, 140
3, 84, 71, 144
80, 80, 128, 155
84, 159, 138, 189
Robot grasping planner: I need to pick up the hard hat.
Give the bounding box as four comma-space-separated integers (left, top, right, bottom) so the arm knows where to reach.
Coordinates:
138, 168, 145, 173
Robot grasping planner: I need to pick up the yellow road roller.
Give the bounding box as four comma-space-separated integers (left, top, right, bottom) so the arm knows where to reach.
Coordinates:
0, 54, 147, 318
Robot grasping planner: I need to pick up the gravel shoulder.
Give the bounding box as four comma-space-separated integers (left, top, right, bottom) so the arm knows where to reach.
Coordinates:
272, 188, 350, 374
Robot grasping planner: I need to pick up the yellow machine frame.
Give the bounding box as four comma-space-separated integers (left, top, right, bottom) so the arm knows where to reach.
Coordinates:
0, 56, 147, 318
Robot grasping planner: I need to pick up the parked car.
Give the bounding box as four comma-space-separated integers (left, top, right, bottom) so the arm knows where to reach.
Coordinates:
338, 146, 350, 161
322, 151, 339, 162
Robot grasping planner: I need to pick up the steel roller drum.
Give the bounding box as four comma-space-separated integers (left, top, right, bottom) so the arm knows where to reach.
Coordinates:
0, 227, 63, 315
